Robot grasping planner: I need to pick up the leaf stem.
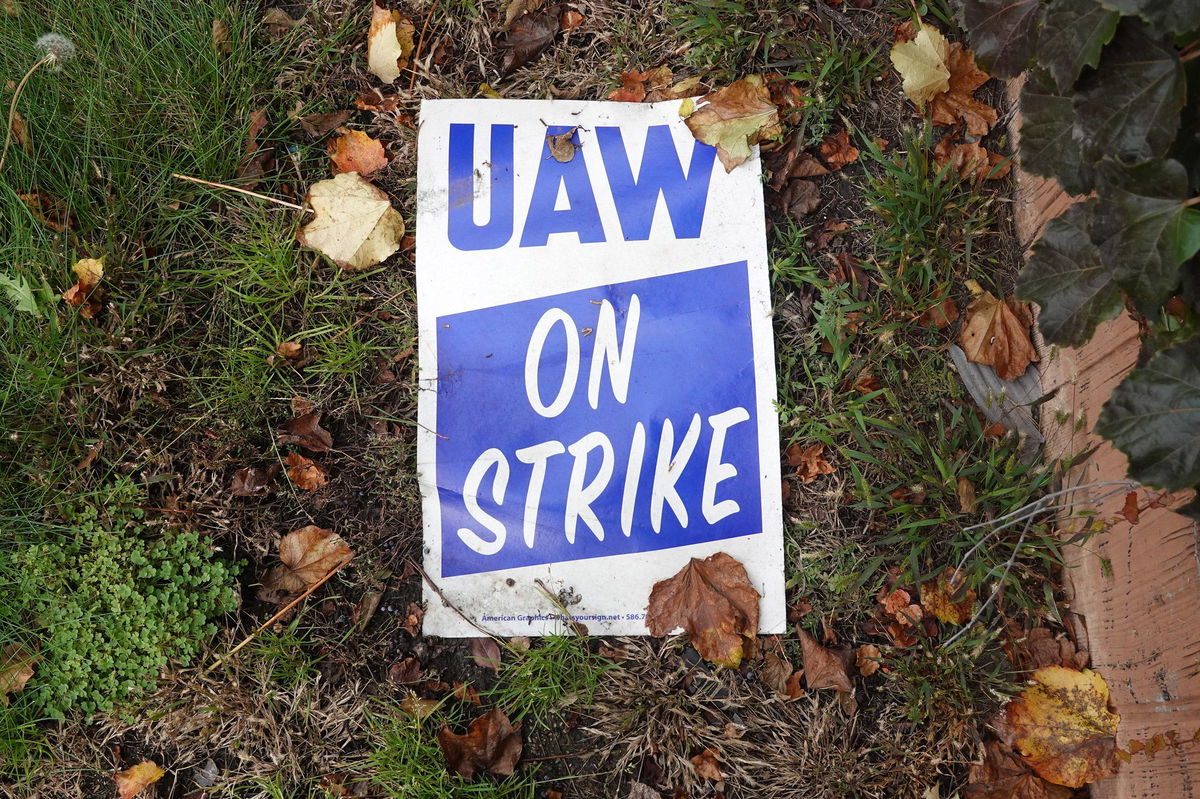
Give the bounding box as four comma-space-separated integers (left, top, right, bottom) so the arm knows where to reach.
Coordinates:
0, 55, 53, 173
171, 173, 309, 212
1184, 196, 1200, 208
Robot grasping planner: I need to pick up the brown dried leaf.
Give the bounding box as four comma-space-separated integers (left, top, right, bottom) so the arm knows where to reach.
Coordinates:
798, 629, 853, 693
780, 179, 822, 219
388, 657, 422, 683
784, 669, 806, 698
401, 694, 440, 719
818, 128, 859, 171
760, 651, 794, 696
212, 18, 231, 54
957, 476, 977, 513
856, 644, 881, 677
278, 412, 334, 452
785, 443, 836, 484
9, 110, 30, 154
328, 128, 389, 176
645, 552, 760, 668
18, 191, 72, 232
0, 645, 36, 706
262, 525, 353, 595
437, 707, 523, 779
114, 760, 165, 799
690, 749, 723, 781
685, 75, 781, 172
453, 682, 483, 704
285, 452, 328, 491
546, 126, 579, 163
917, 295, 959, 329
930, 42, 997, 136
609, 70, 650, 102
1120, 491, 1139, 525
811, 218, 849, 250
498, 6, 561, 77
300, 110, 352, 139
230, 464, 278, 497
559, 8, 584, 30
402, 601, 424, 636
934, 135, 1010, 181
468, 637, 502, 671
236, 108, 273, 185
964, 740, 1074, 799
920, 568, 977, 625
959, 290, 1039, 381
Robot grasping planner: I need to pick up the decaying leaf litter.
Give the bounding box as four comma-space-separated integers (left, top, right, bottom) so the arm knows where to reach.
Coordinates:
0, 0, 1143, 797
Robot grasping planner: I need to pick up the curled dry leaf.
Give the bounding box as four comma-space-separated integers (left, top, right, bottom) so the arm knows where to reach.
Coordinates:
956, 476, 977, 513
230, 464, 278, 497
818, 128, 859, 171
959, 290, 1039, 381
964, 739, 1073, 799
608, 65, 675, 102
916, 295, 959, 329
285, 452, 328, 491
780, 179, 822, 220
798, 628, 853, 693
18, 191, 72, 232
559, 7, 584, 31
882, 588, 912, 616
920, 568, 977, 625
645, 552, 760, 668
114, 760, 165, 799
786, 442, 836, 484
890, 25, 950, 103
930, 42, 998, 136
236, 108, 273, 185
300, 109, 352, 139
62, 257, 105, 318
9, 110, 30, 154
0, 644, 37, 706
760, 651, 794, 697
934, 136, 1010, 181
278, 412, 334, 452
498, 6, 561, 77
856, 644, 881, 677
685, 75, 781, 172
1120, 491, 1139, 525
262, 525, 353, 595
367, 3, 414, 84
691, 749, 723, 781
468, 637, 503, 672
1005, 666, 1121, 788
401, 694, 440, 720
329, 128, 389, 176
298, 172, 405, 270
437, 707, 523, 780
546, 126, 579, 163
388, 657, 421, 683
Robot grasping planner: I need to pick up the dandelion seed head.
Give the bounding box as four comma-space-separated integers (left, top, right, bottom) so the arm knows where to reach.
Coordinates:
35, 33, 76, 68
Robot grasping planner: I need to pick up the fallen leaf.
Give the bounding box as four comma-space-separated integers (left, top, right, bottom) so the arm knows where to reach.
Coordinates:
829, 252, 869, 300
402, 601, 424, 635
276, 341, 304, 363
856, 644, 881, 676
882, 588, 912, 616
920, 568, 977, 625
9, 110, 30, 154
786, 443, 836, 484
437, 707, 523, 779
546, 126, 579, 162
328, 128, 389, 176
367, 3, 414, 84
964, 739, 1073, 799
780, 179, 822, 219
959, 290, 1039, 381
609, 70, 650, 102
1120, 491, 1139, 525
355, 87, 405, 115
818, 129, 859, 171
285, 452, 328, 491
798, 629, 853, 693
559, 7, 584, 30
956, 476, 977, 513
0, 645, 36, 705
212, 18, 231, 54
645, 552, 760, 668
236, 108, 273, 185
685, 75, 781, 172
784, 669, 806, 698
1022, 627, 1083, 671
934, 135, 1009, 181
114, 760, 165, 799
930, 42, 998, 136
401, 694, 440, 719
277, 412, 334, 452
890, 25, 950, 103
916, 296, 959, 329
61, 256, 105, 317
230, 464, 278, 497
388, 657, 421, 683
453, 682, 482, 704
300, 110, 352, 139
1005, 666, 1121, 788
468, 637, 502, 671
628, 785, 658, 799
262, 525, 353, 595
811, 218, 849, 249
498, 6, 561, 77
18, 191, 72, 232
760, 651, 794, 696
298, 172, 405, 270
262, 7, 302, 35
501, 0, 544, 30
690, 749, 723, 781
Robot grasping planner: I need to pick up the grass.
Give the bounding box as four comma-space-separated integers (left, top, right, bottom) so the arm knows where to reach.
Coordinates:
487, 635, 618, 728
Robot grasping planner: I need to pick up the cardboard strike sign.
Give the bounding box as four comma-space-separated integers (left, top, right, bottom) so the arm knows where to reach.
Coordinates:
417, 99, 784, 637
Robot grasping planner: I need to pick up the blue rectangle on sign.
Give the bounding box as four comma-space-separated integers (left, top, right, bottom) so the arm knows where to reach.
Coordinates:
435, 261, 763, 577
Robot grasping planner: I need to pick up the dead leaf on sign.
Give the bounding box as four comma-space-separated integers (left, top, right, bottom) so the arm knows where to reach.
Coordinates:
1004, 666, 1120, 788
0, 644, 36, 705
328, 128, 389, 176
114, 760, 165, 799
298, 172, 405, 270
798, 629, 853, 693
959, 290, 1038, 381
277, 412, 334, 452
367, 3, 414, 84
546, 127, 579, 162
685, 75, 781, 172
437, 707, 523, 779
645, 552, 760, 668
262, 525, 353, 596
785, 442, 836, 484
285, 452, 328, 491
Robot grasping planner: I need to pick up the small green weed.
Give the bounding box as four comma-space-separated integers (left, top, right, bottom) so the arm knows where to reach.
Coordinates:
884, 636, 1016, 727
780, 30, 883, 144
488, 635, 617, 727
673, 0, 779, 76
251, 618, 321, 692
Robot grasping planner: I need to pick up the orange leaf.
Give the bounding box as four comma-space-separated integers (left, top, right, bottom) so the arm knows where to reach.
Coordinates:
964, 740, 1073, 799
959, 290, 1039, 381
818, 128, 859, 171
785, 442, 836, 484
1120, 491, 1139, 525
285, 452, 328, 491
646, 552, 760, 668
0, 644, 37, 706
437, 707, 523, 779
920, 568, 977, 625
691, 748, 723, 781
930, 42, 998, 136
934, 135, 1010, 181
328, 128, 389, 176
855, 644, 881, 677
114, 760, 165, 799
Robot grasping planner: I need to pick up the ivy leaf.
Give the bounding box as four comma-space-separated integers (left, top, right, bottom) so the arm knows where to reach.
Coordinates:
1017, 202, 1123, 346
1096, 340, 1200, 494
1096, 0, 1200, 36
1038, 0, 1119, 92
1017, 69, 1092, 196
962, 0, 1040, 79
1075, 20, 1185, 164
1094, 158, 1193, 307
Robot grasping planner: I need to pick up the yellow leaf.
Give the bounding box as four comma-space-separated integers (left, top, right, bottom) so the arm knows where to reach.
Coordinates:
367, 3, 414, 84
919, 567, 976, 625
1005, 666, 1121, 788
678, 97, 695, 118
297, 172, 405, 270
72, 257, 104, 288
114, 760, 165, 799
684, 75, 781, 172
890, 25, 950, 103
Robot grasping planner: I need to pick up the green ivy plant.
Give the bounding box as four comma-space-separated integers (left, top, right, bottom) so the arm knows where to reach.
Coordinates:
960, 0, 1200, 516
9, 481, 239, 718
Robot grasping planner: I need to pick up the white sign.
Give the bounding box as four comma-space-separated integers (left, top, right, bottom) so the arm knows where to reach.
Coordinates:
416, 98, 784, 637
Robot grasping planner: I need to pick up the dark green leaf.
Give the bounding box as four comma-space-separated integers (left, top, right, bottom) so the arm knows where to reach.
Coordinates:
1097, 339, 1200, 491
1017, 201, 1123, 346
1096, 0, 1200, 35
1094, 158, 1191, 307
1038, 0, 1119, 92
1018, 68, 1093, 196
1170, 209, 1200, 266
1075, 20, 1185, 163
962, 0, 1040, 78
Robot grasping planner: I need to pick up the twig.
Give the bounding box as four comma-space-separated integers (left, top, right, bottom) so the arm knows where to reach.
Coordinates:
204, 556, 351, 674
0, 55, 52, 173
171, 173, 309, 212
942, 518, 1032, 649
522, 749, 593, 763
411, 559, 500, 639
